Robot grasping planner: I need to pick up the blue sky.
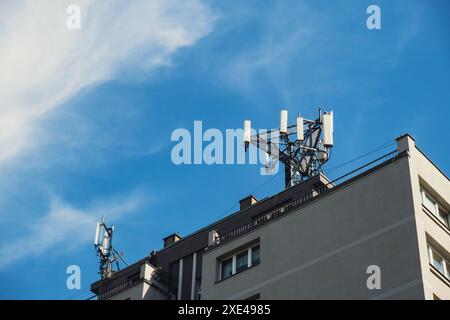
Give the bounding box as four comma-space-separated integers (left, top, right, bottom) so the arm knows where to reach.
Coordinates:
0, 0, 449, 299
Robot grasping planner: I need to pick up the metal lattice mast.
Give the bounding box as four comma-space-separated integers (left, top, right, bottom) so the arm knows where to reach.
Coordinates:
244, 108, 334, 188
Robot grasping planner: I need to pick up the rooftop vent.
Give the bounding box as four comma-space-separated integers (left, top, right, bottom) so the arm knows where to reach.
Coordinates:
163, 233, 182, 248
239, 195, 258, 211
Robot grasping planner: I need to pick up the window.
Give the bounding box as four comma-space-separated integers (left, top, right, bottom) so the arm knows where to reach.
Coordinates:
221, 257, 233, 280
252, 245, 260, 265
219, 243, 260, 280
421, 189, 449, 228
236, 251, 248, 272
422, 190, 437, 214
431, 250, 444, 274
427, 244, 450, 281
439, 208, 450, 228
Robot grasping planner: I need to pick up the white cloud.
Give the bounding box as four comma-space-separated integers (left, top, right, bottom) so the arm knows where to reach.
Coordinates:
0, 0, 214, 163
225, 27, 313, 93
0, 1, 214, 271
218, 2, 423, 106
218, 2, 321, 105
0, 191, 146, 270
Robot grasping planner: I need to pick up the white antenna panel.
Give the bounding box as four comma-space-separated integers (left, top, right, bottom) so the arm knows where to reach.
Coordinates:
323, 111, 334, 147
94, 222, 100, 246
264, 150, 269, 166
280, 110, 288, 134
244, 120, 251, 143
296, 115, 304, 141
102, 232, 110, 252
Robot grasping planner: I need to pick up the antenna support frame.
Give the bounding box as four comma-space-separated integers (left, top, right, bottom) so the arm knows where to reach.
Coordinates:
94, 217, 128, 280
245, 108, 333, 189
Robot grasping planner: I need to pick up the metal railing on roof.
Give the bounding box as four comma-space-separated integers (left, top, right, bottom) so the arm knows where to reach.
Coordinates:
210, 149, 403, 249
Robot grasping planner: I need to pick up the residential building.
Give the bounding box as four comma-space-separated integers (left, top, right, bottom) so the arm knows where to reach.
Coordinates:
90, 134, 450, 300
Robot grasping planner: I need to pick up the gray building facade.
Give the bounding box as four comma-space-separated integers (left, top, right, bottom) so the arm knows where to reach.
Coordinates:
91, 134, 450, 300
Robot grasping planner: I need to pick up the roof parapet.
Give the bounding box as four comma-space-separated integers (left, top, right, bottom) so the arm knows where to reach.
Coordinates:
396, 133, 416, 153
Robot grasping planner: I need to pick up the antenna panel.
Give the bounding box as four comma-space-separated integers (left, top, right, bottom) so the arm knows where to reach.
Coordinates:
102, 232, 110, 252
243, 120, 251, 143
94, 222, 100, 246
296, 116, 304, 141
280, 110, 288, 134
323, 111, 334, 147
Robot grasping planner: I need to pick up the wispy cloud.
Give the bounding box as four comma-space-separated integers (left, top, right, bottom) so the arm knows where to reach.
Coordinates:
218, 2, 321, 104
217, 1, 423, 106
0, 0, 214, 164
0, 191, 146, 270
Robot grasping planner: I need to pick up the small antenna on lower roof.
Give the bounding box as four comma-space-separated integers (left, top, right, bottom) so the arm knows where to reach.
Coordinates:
94, 217, 128, 279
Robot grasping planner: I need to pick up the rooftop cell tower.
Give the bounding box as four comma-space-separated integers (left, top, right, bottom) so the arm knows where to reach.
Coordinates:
244, 108, 334, 188
94, 217, 128, 279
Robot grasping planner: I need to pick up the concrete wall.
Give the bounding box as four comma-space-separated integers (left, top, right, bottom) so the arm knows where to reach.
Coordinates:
92, 176, 331, 300
107, 283, 145, 300
202, 154, 426, 299
106, 262, 168, 300
93, 134, 449, 300
149, 175, 329, 300
402, 135, 450, 300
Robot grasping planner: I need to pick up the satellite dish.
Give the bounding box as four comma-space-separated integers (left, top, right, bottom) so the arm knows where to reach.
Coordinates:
317, 150, 328, 162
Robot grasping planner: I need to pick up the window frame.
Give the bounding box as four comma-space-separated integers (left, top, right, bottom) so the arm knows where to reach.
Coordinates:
218, 243, 260, 281
421, 188, 449, 228
438, 208, 450, 227
236, 250, 249, 273
251, 244, 260, 266
421, 189, 437, 215
427, 244, 450, 280
220, 257, 233, 280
